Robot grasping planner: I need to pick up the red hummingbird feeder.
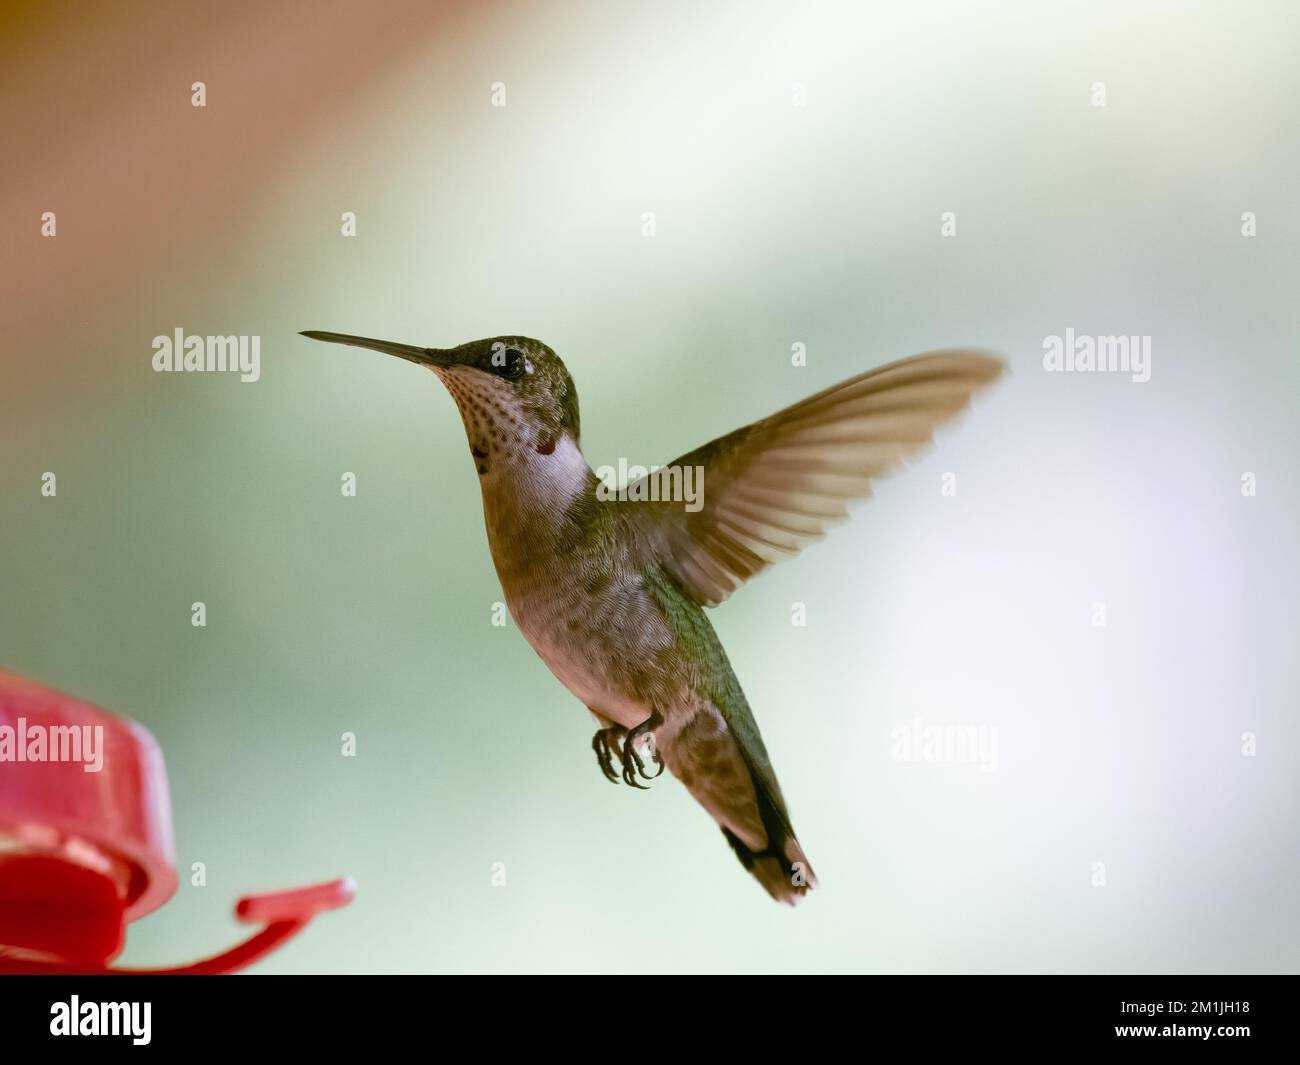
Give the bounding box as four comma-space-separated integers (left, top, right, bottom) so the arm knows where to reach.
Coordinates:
0, 670, 353, 973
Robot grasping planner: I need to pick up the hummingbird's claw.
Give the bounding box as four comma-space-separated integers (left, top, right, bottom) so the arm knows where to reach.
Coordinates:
591, 713, 663, 788
621, 711, 665, 787
591, 726, 625, 784
622, 741, 651, 789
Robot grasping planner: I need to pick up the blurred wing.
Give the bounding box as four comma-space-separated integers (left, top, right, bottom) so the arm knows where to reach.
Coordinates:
627, 350, 1004, 607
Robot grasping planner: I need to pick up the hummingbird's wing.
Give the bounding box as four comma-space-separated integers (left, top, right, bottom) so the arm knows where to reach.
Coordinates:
628, 350, 1003, 607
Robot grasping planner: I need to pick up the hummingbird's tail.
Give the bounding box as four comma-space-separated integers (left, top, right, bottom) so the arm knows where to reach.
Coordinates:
720, 786, 817, 905
713, 684, 817, 905
658, 692, 816, 905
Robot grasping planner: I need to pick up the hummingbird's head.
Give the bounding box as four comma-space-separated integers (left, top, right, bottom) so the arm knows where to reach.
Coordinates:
300, 331, 581, 478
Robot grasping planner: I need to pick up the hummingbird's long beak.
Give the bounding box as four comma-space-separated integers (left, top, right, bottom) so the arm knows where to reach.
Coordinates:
299, 330, 455, 368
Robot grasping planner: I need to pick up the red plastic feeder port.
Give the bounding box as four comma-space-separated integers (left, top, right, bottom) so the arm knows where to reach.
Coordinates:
0, 670, 353, 973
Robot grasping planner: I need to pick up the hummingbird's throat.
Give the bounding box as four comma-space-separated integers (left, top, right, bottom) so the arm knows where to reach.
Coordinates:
433, 365, 538, 477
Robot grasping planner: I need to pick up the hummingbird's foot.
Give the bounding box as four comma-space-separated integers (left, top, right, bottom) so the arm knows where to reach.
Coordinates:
621, 710, 665, 788
591, 726, 626, 785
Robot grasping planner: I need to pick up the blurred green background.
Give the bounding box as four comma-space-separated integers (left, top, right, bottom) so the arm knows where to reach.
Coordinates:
2, 0, 1297, 972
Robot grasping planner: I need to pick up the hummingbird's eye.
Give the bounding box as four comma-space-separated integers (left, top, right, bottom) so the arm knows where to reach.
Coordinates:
495, 347, 525, 380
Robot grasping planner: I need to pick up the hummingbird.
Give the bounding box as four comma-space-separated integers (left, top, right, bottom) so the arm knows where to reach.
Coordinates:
301, 330, 1003, 904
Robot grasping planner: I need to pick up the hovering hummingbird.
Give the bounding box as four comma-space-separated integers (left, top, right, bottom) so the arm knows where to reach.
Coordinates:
301, 330, 1003, 904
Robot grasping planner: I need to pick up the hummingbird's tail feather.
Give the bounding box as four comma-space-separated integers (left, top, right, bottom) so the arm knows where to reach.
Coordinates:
720, 785, 817, 905
658, 698, 816, 905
